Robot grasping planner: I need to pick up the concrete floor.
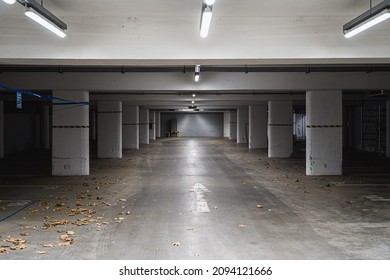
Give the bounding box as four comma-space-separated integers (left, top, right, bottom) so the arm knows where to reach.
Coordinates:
0, 138, 389, 260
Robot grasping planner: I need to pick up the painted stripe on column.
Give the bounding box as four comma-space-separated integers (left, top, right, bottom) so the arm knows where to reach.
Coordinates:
122, 123, 139, 126
268, 124, 293, 126
52, 126, 89, 128
97, 111, 122, 114
306, 125, 342, 128
138, 122, 152, 125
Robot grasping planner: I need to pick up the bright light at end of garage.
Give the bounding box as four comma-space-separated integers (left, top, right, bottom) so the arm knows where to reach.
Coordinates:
2, 0, 16, 4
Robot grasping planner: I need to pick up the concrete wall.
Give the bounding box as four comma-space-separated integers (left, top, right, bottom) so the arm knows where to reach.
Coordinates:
4, 113, 36, 154
223, 112, 230, 138
161, 113, 223, 138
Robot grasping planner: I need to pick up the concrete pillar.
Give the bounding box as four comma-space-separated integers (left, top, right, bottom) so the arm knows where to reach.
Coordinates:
229, 110, 237, 140
156, 112, 161, 138
139, 107, 149, 144
0, 101, 3, 158
268, 101, 293, 158
41, 105, 50, 149
52, 91, 89, 176
387, 100, 390, 157
237, 108, 249, 143
123, 105, 139, 149
97, 101, 122, 159
306, 90, 343, 175
224, 112, 230, 138
149, 111, 156, 141
249, 105, 268, 149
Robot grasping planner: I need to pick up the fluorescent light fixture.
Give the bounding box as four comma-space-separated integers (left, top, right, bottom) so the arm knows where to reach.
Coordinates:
192, 100, 195, 104
200, 5, 213, 38
25, 8, 66, 38
2, 0, 16, 4
204, 0, 216, 5
343, 0, 390, 38
194, 65, 201, 82
192, 93, 196, 97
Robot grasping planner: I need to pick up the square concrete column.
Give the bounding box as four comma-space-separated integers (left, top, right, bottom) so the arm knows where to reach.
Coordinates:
52, 91, 89, 176
0, 101, 3, 158
237, 108, 249, 143
229, 110, 237, 140
306, 90, 342, 175
156, 112, 161, 138
249, 105, 268, 149
123, 105, 139, 149
139, 107, 149, 144
97, 101, 122, 159
224, 112, 230, 138
387, 100, 390, 157
149, 111, 156, 141
268, 101, 293, 158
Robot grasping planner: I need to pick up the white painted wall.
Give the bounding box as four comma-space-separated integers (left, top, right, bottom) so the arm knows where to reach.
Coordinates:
249, 105, 268, 149
229, 111, 237, 140
161, 113, 223, 138
223, 112, 230, 138
237, 108, 249, 144
139, 107, 149, 144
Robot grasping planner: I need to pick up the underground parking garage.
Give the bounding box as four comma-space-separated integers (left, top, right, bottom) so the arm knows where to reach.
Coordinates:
0, 0, 390, 273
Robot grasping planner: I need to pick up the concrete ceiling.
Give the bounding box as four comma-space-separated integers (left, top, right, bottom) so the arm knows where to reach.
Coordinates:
1, 0, 390, 65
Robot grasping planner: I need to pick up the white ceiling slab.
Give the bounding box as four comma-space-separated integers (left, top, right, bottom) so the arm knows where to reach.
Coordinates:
1, 0, 390, 65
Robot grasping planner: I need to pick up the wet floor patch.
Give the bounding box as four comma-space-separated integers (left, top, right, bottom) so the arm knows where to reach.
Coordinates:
0, 200, 35, 221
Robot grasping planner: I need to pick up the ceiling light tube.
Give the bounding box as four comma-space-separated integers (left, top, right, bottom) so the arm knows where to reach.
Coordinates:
25, 7, 67, 38
200, 5, 213, 38
343, 0, 390, 38
2, 0, 16, 4
194, 65, 201, 82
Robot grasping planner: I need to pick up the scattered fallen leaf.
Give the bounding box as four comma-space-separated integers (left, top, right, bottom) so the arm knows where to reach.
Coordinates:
35, 251, 47, 254
20, 232, 30, 236
119, 199, 127, 202
172, 242, 181, 247
256, 204, 263, 209
96, 197, 104, 200
0, 207, 7, 211
126, 211, 131, 215
66, 231, 75, 235
57, 242, 71, 247
238, 224, 247, 228
10, 244, 27, 250
102, 202, 111, 206
55, 203, 66, 207
0, 248, 7, 253
42, 244, 54, 248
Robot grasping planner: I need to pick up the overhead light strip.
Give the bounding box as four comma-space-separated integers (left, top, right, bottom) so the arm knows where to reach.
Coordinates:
194, 65, 201, 82
343, 0, 390, 38
3, 0, 67, 37
25, 7, 66, 38
200, 0, 216, 38
2, 0, 16, 4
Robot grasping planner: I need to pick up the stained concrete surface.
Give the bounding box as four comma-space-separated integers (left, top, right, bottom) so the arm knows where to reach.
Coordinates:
0, 138, 389, 259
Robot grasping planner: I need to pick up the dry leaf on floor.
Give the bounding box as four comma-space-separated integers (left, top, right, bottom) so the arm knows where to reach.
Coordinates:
20, 232, 30, 236
238, 224, 247, 228
66, 231, 75, 235
126, 211, 131, 215
0, 248, 7, 253
35, 251, 47, 254
0, 207, 6, 211
42, 244, 54, 248
256, 204, 263, 209
10, 244, 27, 250
102, 202, 111, 206
55, 203, 66, 207
172, 242, 181, 247
57, 242, 71, 247
119, 199, 127, 202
